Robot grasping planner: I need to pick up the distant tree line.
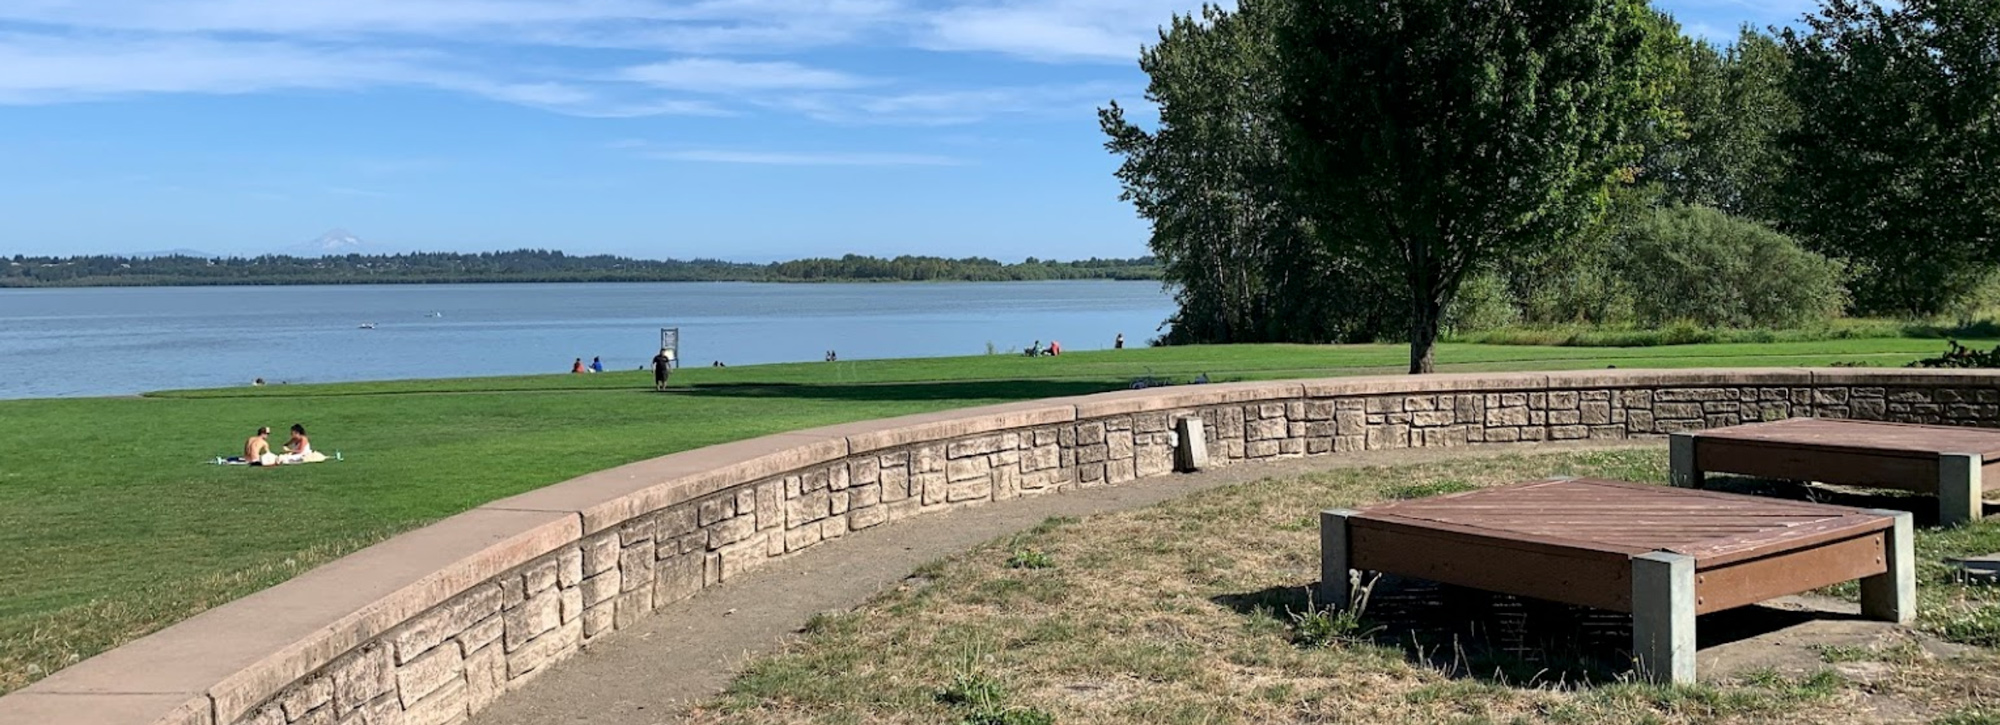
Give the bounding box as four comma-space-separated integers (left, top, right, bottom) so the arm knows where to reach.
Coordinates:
0, 250, 1162, 287
1104, 0, 1998, 371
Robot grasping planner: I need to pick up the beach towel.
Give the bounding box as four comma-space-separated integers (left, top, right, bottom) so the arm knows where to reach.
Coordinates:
213, 451, 339, 465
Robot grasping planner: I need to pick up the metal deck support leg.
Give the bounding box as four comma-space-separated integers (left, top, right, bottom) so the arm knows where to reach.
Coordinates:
1939, 453, 1983, 526
1631, 551, 1697, 685
1860, 509, 1917, 624
1320, 509, 1356, 611
1669, 433, 1702, 489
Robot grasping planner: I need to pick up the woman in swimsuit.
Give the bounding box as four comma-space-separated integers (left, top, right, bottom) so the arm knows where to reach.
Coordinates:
281, 423, 312, 463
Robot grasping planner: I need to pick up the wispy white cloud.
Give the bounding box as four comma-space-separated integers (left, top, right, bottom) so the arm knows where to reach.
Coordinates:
775, 81, 1128, 125
917, 1, 1223, 62
619, 58, 870, 93
0, 0, 1196, 118
645, 148, 966, 166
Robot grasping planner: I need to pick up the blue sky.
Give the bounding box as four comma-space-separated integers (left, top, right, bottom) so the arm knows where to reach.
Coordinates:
0, 0, 1817, 261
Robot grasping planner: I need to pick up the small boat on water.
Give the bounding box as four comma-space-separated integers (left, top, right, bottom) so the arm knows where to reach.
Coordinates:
424, 311, 444, 318
358, 322, 377, 329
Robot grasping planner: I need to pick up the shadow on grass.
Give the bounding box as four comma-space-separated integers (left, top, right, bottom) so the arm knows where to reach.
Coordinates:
1215, 575, 1853, 688
671, 379, 1126, 403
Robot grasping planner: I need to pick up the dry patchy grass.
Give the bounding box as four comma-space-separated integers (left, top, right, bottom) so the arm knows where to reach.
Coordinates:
688, 451, 2000, 725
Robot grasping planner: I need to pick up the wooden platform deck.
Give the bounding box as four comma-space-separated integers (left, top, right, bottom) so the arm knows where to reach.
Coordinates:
1675, 418, 2000, 525
1321, 477, 1914, 683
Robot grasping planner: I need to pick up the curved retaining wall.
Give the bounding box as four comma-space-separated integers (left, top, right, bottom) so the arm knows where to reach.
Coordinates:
4, 368, 1999, 725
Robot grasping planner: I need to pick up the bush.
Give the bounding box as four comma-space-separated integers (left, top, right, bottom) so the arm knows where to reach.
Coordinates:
1441, 271, 1520, 334
1613, 205, 1848, 328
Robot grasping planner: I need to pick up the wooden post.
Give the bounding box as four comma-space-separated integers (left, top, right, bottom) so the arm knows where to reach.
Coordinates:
1631, 551, 1697, 685
1939, 453, 1983, 526
1320, 509, 1356, 611
1860, 509, 1917, 624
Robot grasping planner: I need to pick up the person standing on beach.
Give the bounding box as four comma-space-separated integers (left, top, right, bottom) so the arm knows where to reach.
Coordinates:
652, 349, 673, 390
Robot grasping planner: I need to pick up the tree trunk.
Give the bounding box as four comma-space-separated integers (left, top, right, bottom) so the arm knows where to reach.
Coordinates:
1408, 296, 1441, 374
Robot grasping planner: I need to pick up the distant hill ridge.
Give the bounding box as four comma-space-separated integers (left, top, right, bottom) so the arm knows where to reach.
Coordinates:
0, 249, 1162, 287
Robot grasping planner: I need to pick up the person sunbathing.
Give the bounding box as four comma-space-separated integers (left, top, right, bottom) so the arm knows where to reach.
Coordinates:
279, 423, 329, 464
233, 426, 277, 467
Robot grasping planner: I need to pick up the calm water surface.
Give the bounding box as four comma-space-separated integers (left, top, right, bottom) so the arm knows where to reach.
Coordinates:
0, 281, 1175, 399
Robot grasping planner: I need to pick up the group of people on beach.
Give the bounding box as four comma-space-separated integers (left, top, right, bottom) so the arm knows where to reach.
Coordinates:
232, 424, 314, 467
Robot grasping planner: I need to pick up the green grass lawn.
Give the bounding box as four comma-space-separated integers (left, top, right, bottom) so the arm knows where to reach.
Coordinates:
0, 337, 1986, 695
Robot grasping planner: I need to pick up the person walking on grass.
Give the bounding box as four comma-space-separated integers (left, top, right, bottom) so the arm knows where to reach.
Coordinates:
653, 348, 673, 391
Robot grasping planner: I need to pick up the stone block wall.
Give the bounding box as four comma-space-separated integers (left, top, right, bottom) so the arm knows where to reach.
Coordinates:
8, 370, 1998, 725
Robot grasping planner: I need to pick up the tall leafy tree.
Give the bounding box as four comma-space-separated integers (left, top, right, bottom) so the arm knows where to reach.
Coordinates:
1647, 28, 1796, 219
1102, 3, 1396, 345
1779, 0, 2000, 315
1270, 0, 1660, 372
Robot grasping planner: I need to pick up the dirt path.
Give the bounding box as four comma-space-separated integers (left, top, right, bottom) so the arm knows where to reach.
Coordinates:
471, 441, 1651, 725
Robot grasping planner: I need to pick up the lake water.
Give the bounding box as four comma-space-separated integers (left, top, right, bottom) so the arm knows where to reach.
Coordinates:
0, 281, 1176, 399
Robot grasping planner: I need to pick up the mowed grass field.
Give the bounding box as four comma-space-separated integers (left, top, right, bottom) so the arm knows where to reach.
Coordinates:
0, 338, 1987, 695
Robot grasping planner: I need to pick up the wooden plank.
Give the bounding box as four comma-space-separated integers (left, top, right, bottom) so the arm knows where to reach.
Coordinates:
1694, 533, 1888, 614
1676, 516, 1892, 566
1349, 520, 1634, 612
1696, 439, 1939, 494
1695, 418, 2000, 457
1358, 514, 1646, 557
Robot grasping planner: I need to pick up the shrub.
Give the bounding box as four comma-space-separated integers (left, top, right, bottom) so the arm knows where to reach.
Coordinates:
1909, 340, 2000, 369
1441, 271, 1521, 334
1612, 205, 1848, 328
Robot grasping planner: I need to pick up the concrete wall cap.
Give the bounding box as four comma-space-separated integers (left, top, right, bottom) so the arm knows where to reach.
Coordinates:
1543, 368, 1815, 390
0, 693, 209, 725
1809, 368, 2000, 387
1071, 381, 1305, 418
843, 401, 1078, 455
1301, 373, 1549, 397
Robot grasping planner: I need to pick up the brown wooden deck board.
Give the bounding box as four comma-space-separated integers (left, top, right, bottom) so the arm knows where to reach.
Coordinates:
1694, 417, 2000, 458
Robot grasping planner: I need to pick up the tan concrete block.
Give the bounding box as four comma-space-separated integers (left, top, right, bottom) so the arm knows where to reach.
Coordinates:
580, 534, 619, 577
947, 479, 991, 502
848, 505, 889, 531
556, 547, 583, 589
610, 589, 653, 631
327, 643, 394, 713
786, 490, 830, 528
559, 587, 583, 624
454, 614, 501, 658
581, 605, 615, 641
400, 675, 466, 725
460, 640, 504, 716
653, 553, 705, 605
706, 516, 757, 549
396, 587, 506, 664
755, 482, 783, 530
578, 569, 621, 609
395, 643, 463, 708
276, 675, 333, 721
501, 589, 559, 653
521, 559, 558, 596
946, 457, 989, 483
617, 541, 655, 591
843, 402, 1076, 454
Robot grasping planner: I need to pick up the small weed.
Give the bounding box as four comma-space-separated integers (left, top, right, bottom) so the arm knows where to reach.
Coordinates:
1007, 549, 1055, 570
1289, 579, 1380, 647
1813, 643, 1872, 663
939, 671, 1006, 708
961, 707, 1055, 725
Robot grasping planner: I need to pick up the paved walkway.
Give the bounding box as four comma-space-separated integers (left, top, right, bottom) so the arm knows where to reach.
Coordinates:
473, 441, 1651, 725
